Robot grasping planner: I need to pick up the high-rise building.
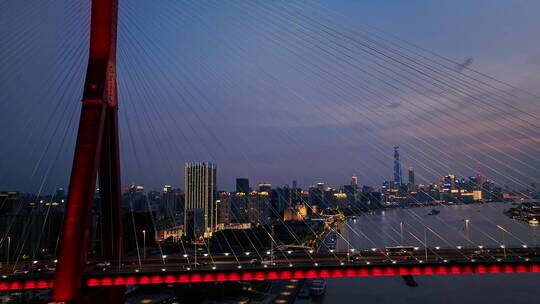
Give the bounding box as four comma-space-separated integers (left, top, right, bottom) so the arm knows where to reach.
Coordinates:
217, 191, 231, 225
236, 178, 250, 194
258, 183, 272, 192
273, 186, 291, 216
147, 190, 161, 213
162, 185, 175, 217
308, 183, 325, 208
123, 185, 147, 212
343, 185, 358, 205
351, 175, 358, 187
345, 176, 359, 206
247, 191, 270, 224
231, 192, 249, 223
408, 168, 415, 185
393, 146, 402, 186
290, 181, 302, 205
184, 162, 217, 238
407, 167, 416, 192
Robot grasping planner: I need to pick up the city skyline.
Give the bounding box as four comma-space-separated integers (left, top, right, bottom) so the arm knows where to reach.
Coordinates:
0, 144, 535, 194
8, 161, 530, 197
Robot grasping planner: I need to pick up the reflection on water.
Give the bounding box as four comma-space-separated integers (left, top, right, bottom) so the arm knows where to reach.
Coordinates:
298, 203, 540, 304
338, 203, 539, 250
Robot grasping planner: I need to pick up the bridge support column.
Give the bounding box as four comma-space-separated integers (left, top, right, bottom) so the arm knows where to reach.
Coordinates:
99, 107, 123, 259
51, 0, 122, 302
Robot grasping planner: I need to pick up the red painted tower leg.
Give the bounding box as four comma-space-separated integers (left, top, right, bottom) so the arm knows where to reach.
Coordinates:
50, 103, 107, 302
92, 107, 125, 304
51, 0, 121, 302
99, 107, 123, 259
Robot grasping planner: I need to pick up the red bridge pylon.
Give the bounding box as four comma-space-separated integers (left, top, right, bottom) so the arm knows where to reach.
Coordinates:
51, 0, 123, 302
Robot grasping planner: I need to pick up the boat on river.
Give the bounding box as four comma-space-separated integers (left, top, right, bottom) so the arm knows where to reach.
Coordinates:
310, 279, 326, 296
428, 209, 440, 215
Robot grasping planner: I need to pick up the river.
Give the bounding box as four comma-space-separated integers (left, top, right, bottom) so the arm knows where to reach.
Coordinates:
297, 202, 540, 304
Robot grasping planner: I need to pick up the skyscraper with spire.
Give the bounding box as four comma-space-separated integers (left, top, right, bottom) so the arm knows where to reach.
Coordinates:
393, 146, 403, 187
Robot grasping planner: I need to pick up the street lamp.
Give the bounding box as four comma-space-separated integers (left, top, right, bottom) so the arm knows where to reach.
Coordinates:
424, 228, 428, 262
265, 224, 275, 265
533, 224, 538, 248
6, 236, 10, 267
496, 225, 507, 259
400, 222, 404, 245
142, 230, 146, 260
464, 219, 470, 242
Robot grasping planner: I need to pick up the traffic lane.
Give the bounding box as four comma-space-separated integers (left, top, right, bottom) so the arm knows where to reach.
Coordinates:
119, 248, 535, 265
4, 253, 538, 280
4, 248, 535, 275
84, 250, 537, 273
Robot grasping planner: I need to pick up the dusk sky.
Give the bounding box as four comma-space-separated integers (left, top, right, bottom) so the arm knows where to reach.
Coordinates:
1, 0, 539, 193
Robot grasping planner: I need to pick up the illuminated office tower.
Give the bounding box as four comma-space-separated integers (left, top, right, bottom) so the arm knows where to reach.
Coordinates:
247, 191, 270, 224
184, 162, 217, 238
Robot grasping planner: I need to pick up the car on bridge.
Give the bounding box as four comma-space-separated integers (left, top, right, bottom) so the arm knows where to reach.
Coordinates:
385, 246, 417, 255
92, 261, 111, 271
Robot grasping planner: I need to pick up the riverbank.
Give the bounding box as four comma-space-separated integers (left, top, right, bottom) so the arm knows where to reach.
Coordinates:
504, 201, 540, 226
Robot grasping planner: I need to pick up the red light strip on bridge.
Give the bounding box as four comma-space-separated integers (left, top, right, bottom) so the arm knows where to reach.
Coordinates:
2, 263, 539, 291
0, 279, 53, 291
85, 263, 540, 287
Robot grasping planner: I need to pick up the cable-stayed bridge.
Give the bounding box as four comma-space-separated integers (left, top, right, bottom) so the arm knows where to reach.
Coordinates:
0, 0, 539, 303
2, 247, 540, 292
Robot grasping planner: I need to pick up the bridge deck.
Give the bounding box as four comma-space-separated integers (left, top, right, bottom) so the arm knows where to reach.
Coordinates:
1, 247, 539, 291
